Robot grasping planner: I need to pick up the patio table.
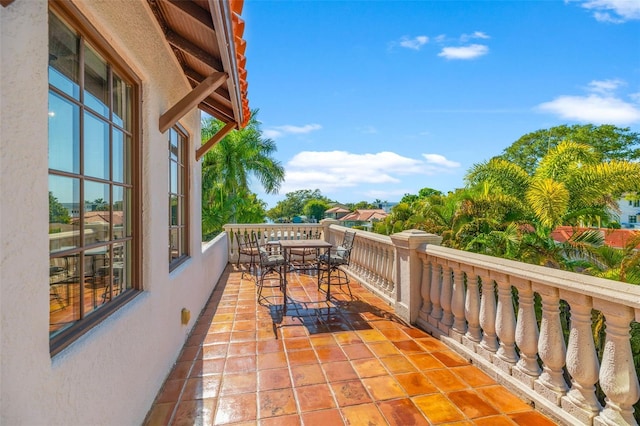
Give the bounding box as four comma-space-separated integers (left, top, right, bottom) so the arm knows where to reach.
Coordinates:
277, 239, 333, 310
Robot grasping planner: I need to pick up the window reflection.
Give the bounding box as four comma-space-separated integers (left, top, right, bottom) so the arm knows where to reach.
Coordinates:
48, 91, 80, 173
84, 112, 110, 180
84, 44, 109, 117
48, 10, 136, 343
49, 175, 80, 252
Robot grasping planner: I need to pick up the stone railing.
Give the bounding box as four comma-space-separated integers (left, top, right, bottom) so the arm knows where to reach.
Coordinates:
418, 244, 640, 426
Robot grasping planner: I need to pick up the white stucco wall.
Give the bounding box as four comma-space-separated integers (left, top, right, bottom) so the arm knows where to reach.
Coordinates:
0, 1, 226, 424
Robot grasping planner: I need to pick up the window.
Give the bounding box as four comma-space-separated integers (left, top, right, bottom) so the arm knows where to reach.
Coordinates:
48, 6, 140, 354
634, 200, 640, 208
631, 215, 638, 224
169, 126, 189, 268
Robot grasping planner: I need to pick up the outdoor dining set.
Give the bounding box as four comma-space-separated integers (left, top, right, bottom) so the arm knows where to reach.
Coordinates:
234, 229, 357, 311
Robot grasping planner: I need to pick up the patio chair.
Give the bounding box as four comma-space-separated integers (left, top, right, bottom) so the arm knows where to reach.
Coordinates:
235, 230, 259, 277
318, 230, 356, 299
251, 232, 286, 303
289, 230, 322, 274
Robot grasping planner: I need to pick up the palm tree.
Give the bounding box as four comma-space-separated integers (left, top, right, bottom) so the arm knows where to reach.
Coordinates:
201, 110, 285, 237
465, 141, 640, 270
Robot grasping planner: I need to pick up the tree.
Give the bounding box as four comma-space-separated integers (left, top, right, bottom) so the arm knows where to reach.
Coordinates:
266, 189, 331, 221
500, 124, 640, 175
201, 110, 284, 238
303, 199, 329, 222
49, 192, 70, 224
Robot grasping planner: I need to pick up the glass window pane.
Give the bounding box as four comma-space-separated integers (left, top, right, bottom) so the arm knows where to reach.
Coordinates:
49, 12, 80, 99
84, 245, 110, 316
84, 112, 110, 180
84, 44, 109, 117
84, 181, 111, 244
48, 91, 80, 173
170, 195, 178, 226
170, 229, 179, 262
49, 175, 80, 253
113, 73, 131, 130
113, 129, 124, 183
50, 253, 81, 337
112, 186, 125, 240
170, 161, 178, 194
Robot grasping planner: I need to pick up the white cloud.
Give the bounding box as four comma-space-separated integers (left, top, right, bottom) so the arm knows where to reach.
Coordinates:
573, 0, 640, 22
538, 78, 640, 125
399, 35, 429, 50
438, 44, 489, 60
538, 95, 640, 125
423, 154, 461, 168
263, 123, 322, 139
460, 31, 490, 42
587, 78, 625, 94
280, 151, 459, 194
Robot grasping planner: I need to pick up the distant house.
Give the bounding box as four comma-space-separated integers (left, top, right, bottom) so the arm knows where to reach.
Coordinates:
340, 209, 388, 229
618, 197, 640, 229
325, 206, 350, 220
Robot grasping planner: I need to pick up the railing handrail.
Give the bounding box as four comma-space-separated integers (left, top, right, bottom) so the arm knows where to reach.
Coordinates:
422, 244, 640, 312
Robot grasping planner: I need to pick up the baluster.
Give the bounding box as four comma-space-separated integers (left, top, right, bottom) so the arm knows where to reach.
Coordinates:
560, 293, 600, 424
478, 272, 499, 358
512, 277, 541, 388
534, 286, 568, 405
494, 274, 518, 372
440, 265, 454, 329
593, 303, 640, 426
450, 265, 466, 339
429, 260, 442, 323
463, 268, 482, 347
419, 257, 432, 319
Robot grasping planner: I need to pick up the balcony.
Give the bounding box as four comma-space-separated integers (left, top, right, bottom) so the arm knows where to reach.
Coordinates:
146, 221, 640, 425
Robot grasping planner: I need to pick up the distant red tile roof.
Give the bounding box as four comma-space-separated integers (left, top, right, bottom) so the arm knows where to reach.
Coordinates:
340, 209, 388, 222
551, 226, 640, 249
325, 206, 350, 214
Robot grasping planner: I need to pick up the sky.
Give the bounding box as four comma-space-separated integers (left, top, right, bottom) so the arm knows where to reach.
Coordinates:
240, 0, 640, 209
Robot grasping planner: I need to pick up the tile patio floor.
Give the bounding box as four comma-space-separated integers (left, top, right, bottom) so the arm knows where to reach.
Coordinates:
144, 265, 557, 425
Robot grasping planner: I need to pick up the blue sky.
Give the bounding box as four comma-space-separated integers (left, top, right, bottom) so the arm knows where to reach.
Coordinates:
241, 0, 640, 208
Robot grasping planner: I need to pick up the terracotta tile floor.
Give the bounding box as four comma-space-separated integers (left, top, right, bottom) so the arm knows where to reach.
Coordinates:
144, 265, 558, 425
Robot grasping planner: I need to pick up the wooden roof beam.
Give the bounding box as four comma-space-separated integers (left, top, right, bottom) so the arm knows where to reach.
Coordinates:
195, 121, 237, 161
165, 30, 223, 72
159, 71, 227, 133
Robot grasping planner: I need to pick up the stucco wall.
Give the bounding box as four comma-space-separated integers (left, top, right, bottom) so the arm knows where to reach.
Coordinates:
0, 1, 226, 424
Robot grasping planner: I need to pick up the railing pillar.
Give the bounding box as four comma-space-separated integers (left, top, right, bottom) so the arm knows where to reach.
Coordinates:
429, 260, 443, 324
418, 256, 432, 317
593, 302, 639, 426
390, 230, 441, 324
560, 292, 601, 425
512, 277, 541, 389
494, 272, 519, 373
478, 270, 498, 361
462, 266, 482, 349
449, 263, 467, 341
439, 264, 454, 331
320, 219, 339, 244
533, 285, 568, 405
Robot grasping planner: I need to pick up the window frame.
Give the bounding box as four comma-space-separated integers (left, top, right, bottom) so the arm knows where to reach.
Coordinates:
169, 124, 190, 270
48, 1, 142, 356
630, 215, 638, 224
